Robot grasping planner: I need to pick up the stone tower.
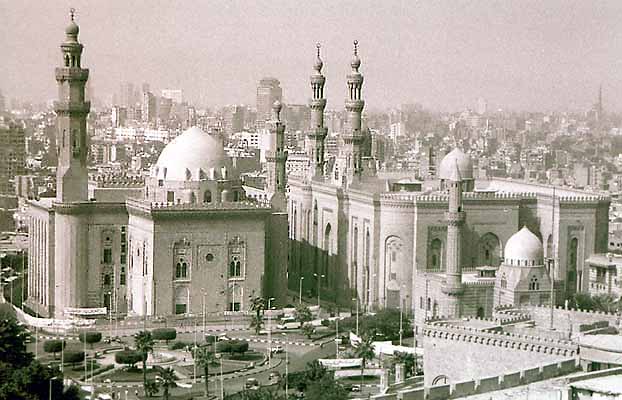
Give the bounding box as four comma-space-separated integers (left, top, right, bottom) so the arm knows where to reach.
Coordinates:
55, 9, 90, 203
336, 41, 365, 186
442, 160, 465, 317
307, 43, 328, 180
265, 100, 287, 208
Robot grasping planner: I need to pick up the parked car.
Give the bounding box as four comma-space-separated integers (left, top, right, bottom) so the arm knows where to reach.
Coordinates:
276, 317, 301, 330
245, 378, 260, 390
270, 345, 284, 354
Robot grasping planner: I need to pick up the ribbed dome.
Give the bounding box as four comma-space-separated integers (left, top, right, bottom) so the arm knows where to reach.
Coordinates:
504, 226, 543, 266
439, 148, 473, 180
152, 126, 232, 181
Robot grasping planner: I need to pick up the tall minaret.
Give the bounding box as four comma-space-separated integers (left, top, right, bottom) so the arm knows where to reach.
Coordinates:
441, 160, 465, 317
337, 40, 365, 186
265, 100, 287, 198
307, 43, 328, 180
55, 8, 90, 202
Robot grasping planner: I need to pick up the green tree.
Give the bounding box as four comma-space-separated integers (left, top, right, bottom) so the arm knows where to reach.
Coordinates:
355, 334, 375, 377
305, 375, 348, 400
43, 339, 65, 360
152, 327, 177, 344
195, 346, 217, 397
234, 388, 286, 400
392, 351, 415, 377
115, 349, 145, 369
134, 330, 155, 395
301, 323, 315, 339
294, 304, 313, 324
157, 367, 177, 400
144, 379, 159, 398
249, 297, 266, 335
304, 360, 328, 383
79, 331, 102, 349
63, 350, 85, 368
250, 313, 264, 336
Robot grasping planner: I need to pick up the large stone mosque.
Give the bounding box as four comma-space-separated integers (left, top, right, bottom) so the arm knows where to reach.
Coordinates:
286, 40, 611, 323
25, 14, 611, 325
25, 15, 288, 319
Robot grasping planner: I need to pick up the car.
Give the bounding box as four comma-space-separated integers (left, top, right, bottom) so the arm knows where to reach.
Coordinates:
269, 371, 281, 383
245, 378, 260, 390
276, 318, 301, 330
270, 345, 284, 354
351, 384, 361, 392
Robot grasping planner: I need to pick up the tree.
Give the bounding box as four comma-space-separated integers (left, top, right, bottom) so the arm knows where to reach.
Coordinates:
134, 330, 155, 395
231, 341, 249, 356
294, 304, 313, 324
250, 296, 266, 335
392, 351, 415, 378
572, 293, 620, 313
157, 367, 177, 400
354, 334, 375, 377
304, 360, 328, 383
79, 331, 102, 349
144, 379, 159, 398
216, 341, 233, 355
305, 375, 348, 400
152, 327, 177, 344
0, 316, 32, 368
234, 388, 286, 400
115, 349, 145, 369
250, 313, 264, 336
43, 339, 65, 360
194, 346, 217, 397
301, 323, 315, 339
63, 350, 85, 368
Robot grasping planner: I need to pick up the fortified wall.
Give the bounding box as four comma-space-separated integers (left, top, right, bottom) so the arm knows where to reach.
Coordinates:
513, 304, 620, 336
373, 358, 579, 400
422, 320, 577, 386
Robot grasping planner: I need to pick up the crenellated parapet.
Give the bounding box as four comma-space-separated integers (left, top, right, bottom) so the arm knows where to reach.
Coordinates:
90, 173, 145, 188
423, 321, 577, 356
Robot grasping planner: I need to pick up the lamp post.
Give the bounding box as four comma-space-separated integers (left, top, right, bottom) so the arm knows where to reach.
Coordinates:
399, 298, 404, 346
215, 353, 224, 400
21, 249, 25, 311
267, 297, 275, 367
282, 333, 288, 396
108, 291, 113, 341
313, 273, 325, 309
202, 290, 207, 335
193, 317, 197, 384
299, 277, 304, 305
48, 376, 58, 400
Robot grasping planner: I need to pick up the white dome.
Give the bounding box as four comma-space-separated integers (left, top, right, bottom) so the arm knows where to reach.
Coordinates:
152, 127, 232, 181
504, 226, 543, 266
438, 148, 473, 180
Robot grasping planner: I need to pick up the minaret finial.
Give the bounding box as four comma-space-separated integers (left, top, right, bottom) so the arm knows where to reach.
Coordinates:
70, 7, 75, 21
316, 42, 321, 58
353, 40, 358, 56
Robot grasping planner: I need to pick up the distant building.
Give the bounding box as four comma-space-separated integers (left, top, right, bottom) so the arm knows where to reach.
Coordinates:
256, 78, 282, 128
111, 106, 127, 128
0, 118, 25, 195
224, 105, 245, 135
161, 89, 183, 104
141, 92, 156, 123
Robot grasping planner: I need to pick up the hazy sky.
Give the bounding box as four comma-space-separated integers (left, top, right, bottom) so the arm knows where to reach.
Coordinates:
2, 1, 622, 112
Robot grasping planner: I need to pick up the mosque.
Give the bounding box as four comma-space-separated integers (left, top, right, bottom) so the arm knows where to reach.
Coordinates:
286, 41, 611, 323
24, 15, 288, 319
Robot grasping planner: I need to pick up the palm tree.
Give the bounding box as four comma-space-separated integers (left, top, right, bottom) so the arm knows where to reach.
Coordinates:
392, 351, 415, 377
157, 367, 178, 400
249, 297, 266, 335
134, 330, 155, 395
144, 380, 159, 398
195, 345, 217, 397
355, 334, 375, 378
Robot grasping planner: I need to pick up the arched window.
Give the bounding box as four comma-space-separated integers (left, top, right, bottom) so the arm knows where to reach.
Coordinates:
293, 208, 297, 240
500, 273, 507, 289
175, 258, 188, 279
64, 54, 70, 67
567, 237, 578, 297
429, 238, 443, 270
203, 190, 212, 203
529, 276, 539, 291
478, 233, 501, 267
190, 192, 196, 204
229, 255, 242, 277
426, 297, 431, 311
312, 202, 318, 246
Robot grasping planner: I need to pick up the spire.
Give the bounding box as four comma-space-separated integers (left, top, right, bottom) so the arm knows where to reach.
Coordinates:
65, 8, 80, 40
314, 43, 324, 73
307, 42, 328, 181
351, 40, 361, 72
272, 100, 282, 121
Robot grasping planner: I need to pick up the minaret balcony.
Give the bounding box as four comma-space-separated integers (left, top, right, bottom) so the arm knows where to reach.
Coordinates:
345, 99, 365, 112
55, 68, 89, 82
445, 211, 466, 224
54, 100, 91, 114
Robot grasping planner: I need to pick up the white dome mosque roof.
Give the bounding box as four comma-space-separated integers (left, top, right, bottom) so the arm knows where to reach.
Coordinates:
151, 126, 232, 181
504, 226, 544, 266
438, 148, 473, 180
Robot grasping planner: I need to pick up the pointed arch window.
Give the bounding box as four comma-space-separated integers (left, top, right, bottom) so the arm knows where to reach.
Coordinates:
529, 275, 539, 291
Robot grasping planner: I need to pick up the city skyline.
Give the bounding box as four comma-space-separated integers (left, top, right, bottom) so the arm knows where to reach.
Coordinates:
2, 1, 622, 112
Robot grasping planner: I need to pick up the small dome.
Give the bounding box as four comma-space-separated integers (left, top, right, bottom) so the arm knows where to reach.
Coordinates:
504, 226, 543, 266
65, 21, 79, 36
439, 148, 473, 180
152, 126, 232, 181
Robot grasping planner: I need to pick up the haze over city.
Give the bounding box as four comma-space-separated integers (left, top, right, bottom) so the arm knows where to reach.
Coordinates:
2, 0, 622, 112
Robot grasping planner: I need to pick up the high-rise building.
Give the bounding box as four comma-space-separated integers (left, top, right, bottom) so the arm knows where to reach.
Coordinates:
0, 118, 25, 195
158, 97, 173, 122
142, 91, 156, 123
111, 106, 127, 128
224, 105, 245, 135
256, 78, 282, 128
161, 89, 183, 104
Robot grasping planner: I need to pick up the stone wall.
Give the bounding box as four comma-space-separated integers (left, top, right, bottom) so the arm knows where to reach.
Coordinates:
521, 304, 619, 334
